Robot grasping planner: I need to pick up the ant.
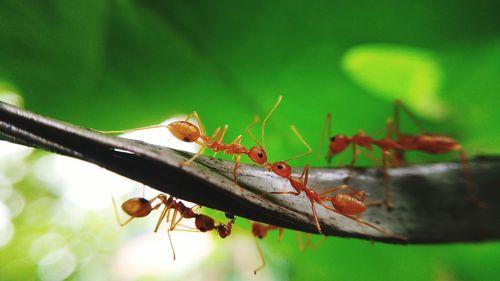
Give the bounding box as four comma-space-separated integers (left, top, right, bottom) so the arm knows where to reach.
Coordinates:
248, 120, 403, 239
319, 99, 484, 209
251, 222, 284, 274
251, 222, 319, 274
100, 96, 284, 184
113, 193, 235, 260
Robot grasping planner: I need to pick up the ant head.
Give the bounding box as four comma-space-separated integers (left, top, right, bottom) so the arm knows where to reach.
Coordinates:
195, 214, 215, 232
167, 121, 201, 142
251, 223, 267, 239
329, 134, 350, 154
216, 223, 232, 238
121, 197, 152, 217
247, 146, 268, 165
270, 161, 292, 178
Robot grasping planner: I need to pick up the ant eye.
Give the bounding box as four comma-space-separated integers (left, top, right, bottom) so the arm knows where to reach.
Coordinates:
277, 164, 283, 169
330, 136, 337, 142
258, 152, 264, 158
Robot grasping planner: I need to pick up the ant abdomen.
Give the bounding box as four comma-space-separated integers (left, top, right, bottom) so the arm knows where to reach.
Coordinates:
327, 193, 367, 215
167, 121, 201, 142
121, 197, 152, 217
195, 214, 216, 232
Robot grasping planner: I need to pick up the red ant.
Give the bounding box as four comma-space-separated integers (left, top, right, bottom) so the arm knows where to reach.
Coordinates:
113, 194, 235, 260
319, 99, 484, 209
251, 122, 404, 239
100, 97, 284, 183
251, 222, 284, 274
252, 222, 318, 274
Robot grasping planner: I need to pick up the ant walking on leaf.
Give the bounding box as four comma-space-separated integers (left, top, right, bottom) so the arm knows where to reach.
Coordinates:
319, 99, 485, 209
100, 97, 284, 184
243, 99, 405, 239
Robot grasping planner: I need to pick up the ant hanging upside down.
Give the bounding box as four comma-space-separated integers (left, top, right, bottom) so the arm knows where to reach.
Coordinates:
113, 193, 235, 260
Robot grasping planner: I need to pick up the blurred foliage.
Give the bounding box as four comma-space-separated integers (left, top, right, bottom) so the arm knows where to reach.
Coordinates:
1, 0, 500, 280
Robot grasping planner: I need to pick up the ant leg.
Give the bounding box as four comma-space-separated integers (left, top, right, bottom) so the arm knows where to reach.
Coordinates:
98, 111, 203, 136
162, 208, 179, 261
382, 150, 394, 210
317, 184, 357, 197
180, 147, 207, 167
167, 230, 176, 260
298, 164, 310, 182
458, 149, 486, 208
296, 232, 304, 252
298, 165, 324, 234
284, 125, 313, 162
310, 200, 323, 234
385, 118, 405, 166
393, 99, 425, 138
317, 112, 332, 159
183, 111, 207, 138
253, 237, 266, 275
206, 127, 222, 146
277, 227, 284, 241
154, 203, 171, 232
98, 124, 169, 134
225, 134, 244, 183
212, 125, 229, 157
171, 121, 218, 165
343, 143, 359, 184
233, 155, 242, 183
263, 191, 301, 197
354, 220, 375, 244
294, 232, 312, 252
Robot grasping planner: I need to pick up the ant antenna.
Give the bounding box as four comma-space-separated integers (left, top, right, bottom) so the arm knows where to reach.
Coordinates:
111, 196, 124, 225
245, 115, 262, 147
261, 95, 283, 149
317, 112, 332, 159
394, 100, 425, 137
284, 125, 313, 162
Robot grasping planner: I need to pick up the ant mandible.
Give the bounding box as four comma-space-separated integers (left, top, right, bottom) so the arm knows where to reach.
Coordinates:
319, 99, 484, 209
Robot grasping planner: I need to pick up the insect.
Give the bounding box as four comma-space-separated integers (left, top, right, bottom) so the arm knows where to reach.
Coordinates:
251, 222, 284, 274
100, 96, 283, 184
319, 100, 484, 209
262, 125, 403, 239
113, 193, 235, 260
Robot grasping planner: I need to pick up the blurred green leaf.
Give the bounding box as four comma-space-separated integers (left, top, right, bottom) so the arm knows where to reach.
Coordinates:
341, 43, 447, 120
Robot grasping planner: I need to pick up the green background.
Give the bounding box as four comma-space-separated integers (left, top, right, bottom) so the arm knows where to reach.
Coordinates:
1, 0, 499, 280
